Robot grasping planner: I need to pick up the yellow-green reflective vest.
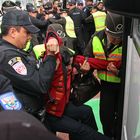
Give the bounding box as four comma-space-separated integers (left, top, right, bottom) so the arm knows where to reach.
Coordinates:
92, 36, 122, 83
23, 41, 31, 52
92, 11, 106, 32
65, 16, 76, 38
33, 44, 46, 60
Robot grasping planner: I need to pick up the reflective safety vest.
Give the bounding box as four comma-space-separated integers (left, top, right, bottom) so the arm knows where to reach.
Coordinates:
92, 11, 106, 32
33, 44, 46, 60
65, 16, 76, 38
92, 36, 122, 83
23, 41, 31, 52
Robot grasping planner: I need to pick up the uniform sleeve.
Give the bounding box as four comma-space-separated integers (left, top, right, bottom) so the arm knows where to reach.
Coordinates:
74, 55, 121, 70
0, 51, 56, 96
31, 16, 48, 29
0, 74, 13, 93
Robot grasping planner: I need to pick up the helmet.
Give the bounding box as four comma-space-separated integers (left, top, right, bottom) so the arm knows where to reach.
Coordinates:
105, 11, 123, 37
2, 0, 18, 13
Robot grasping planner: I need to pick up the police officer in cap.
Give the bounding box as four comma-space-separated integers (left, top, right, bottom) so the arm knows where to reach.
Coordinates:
82, 0, 94, 44
84, 11, 123, 138
67, 0, 85, 55
26, 4, 49, 44
0, 10, 57, 119
49, 8, 77, 51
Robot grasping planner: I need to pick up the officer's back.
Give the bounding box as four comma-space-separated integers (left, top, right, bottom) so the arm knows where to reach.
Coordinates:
68, 1, 84, 28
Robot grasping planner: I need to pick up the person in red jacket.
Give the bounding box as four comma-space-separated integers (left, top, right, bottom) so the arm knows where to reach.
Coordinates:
43, 31, 111, 140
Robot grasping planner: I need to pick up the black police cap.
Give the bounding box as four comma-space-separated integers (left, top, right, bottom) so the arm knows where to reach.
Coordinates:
2, 10, 40, 34
27, 6, 37, 13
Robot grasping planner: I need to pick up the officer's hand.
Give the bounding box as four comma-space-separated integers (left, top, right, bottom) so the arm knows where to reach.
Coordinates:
107, 62, 119, 75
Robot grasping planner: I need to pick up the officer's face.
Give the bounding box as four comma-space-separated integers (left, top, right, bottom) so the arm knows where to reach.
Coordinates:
106, 32, 122, 45
14, 27, 32, 49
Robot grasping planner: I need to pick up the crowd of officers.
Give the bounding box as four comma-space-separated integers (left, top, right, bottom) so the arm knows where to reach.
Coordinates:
0, 0, 123, 140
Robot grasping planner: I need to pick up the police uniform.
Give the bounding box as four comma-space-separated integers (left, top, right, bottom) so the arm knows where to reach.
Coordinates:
0, 38, 56, 114
82, 4, 95, 44
49, 11, 77, 50
68, 6, 85, 54
0, 74, 22, 111
85, 10, 106, 32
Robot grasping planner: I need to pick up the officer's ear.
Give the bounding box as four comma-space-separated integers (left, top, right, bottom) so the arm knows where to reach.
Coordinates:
9, 27, 18, 38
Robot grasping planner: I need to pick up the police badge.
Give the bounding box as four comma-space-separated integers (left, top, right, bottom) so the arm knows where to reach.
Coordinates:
0, 92, 22, 110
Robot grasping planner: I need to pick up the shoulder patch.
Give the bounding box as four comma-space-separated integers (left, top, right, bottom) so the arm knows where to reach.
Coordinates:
0, 92, 22, 110
8, 57, 27, 75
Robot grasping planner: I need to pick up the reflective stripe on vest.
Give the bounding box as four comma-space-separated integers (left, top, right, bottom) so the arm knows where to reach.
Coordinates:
65, 16, 76, 38
92, 36, 122, 83
92, 11, 106, 32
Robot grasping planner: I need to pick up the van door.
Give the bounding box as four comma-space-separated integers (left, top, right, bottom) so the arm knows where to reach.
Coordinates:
121, 18, 140, 140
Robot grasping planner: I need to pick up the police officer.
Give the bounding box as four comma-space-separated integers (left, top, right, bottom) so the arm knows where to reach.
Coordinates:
68, 0, 85, 54
84, 5, 106, 32
26, 4, 49, 44
84, 11, 123, 138
49, 9, 77, 50
0, 10, 57, 118
82, 0, 94, 44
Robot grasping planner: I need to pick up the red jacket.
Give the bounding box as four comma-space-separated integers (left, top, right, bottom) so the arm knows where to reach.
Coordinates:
45, 54, 71, 117
74, 55, 121, 69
